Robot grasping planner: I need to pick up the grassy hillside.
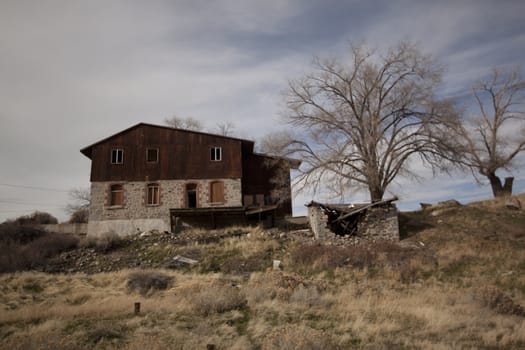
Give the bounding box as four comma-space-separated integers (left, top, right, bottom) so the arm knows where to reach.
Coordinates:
1, 196, 525, 349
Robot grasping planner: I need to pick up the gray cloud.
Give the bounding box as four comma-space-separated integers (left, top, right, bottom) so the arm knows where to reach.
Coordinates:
1, 0, 524, 221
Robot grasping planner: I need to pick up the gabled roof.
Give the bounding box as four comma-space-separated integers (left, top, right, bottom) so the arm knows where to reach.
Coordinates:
80, 122, 255, 159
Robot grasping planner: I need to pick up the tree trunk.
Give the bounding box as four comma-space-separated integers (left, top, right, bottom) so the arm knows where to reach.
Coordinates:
369, 186, 384, 203
487, 173, 513, 198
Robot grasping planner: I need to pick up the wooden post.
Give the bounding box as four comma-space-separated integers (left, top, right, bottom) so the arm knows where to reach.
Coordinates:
134, 302, 141, 315
206, 344, 216, 350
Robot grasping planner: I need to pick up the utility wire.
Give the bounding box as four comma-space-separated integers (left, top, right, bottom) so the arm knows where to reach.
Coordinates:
0, 183, 69, 193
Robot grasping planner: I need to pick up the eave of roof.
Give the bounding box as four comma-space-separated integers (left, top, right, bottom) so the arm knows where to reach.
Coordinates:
80, 122, 256, 159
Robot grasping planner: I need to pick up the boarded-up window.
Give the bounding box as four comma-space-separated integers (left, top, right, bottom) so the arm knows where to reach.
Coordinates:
147, 183, 160, 205
210, 181, 225, 203
110, 184, 124, 206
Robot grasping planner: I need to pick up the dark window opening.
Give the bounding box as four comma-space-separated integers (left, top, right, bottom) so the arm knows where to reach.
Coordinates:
146, 148, 159, 163
186, 183, 197, 208
111, 149, 123, 164
210, 147, 222, 161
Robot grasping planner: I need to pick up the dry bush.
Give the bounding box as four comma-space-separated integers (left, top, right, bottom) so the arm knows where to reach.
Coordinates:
220, 251, 271, 275
261, 324, 335, 350
246, 271, 306, 303
290, 243, 377, 273
475, 288, 525, 317
289, 284, 322, 307
0, 226, 79, 273
83, 231, 125, 253
191, 283, 247, 316
127, 270, 172, 295
375, 241, 438, 283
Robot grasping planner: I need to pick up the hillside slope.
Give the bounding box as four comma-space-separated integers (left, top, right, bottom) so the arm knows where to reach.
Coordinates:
1, 196, 524, 349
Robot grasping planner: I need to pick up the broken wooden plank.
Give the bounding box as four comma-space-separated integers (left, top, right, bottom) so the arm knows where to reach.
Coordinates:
333, 196, 398, 223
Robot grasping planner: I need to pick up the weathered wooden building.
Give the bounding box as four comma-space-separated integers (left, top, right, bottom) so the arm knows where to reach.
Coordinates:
81, 123, 300, 236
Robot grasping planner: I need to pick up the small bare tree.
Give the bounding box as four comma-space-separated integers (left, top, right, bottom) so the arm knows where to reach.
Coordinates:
164, 115, 204, 131
280, 42, 460, 202
66, 187, 90, 223
454, 67, 525, 197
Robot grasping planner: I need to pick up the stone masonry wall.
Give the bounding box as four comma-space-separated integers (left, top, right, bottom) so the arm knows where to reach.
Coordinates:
307, 205, 329, 239
88, 179, 242, 236
357, 205, 399, 241
307, 204, 399, 241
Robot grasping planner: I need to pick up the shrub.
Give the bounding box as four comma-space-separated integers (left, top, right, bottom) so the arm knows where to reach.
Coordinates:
476, 288, 525, 316
192, 284, 247, 315
84, 231, 125, 253
290, 243, 377, 273
219, 251, 271, 275
0, 225, 79, 272
13, 211, 58, 225
69, 209, 89, 223
127, 270, 172, 295
289, 284, 322, 307
261, 325, 335, 350
0, 222, 46, 244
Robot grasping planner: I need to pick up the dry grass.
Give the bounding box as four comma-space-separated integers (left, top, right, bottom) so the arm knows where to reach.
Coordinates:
1, 202, 525, 349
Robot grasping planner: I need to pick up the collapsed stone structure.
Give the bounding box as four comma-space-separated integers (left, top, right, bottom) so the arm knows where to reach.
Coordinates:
306, 197, 399, 241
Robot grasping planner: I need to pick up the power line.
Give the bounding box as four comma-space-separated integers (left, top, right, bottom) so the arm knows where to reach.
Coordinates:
0, 183, 69, 193
0, 199, 64, 207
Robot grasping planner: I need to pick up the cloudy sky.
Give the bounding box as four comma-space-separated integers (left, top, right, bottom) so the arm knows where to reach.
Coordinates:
1, 0, 524, 222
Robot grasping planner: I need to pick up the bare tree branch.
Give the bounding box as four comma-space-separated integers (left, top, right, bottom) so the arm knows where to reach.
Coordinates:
452, 66, 525, 197
278, 41, 461, 202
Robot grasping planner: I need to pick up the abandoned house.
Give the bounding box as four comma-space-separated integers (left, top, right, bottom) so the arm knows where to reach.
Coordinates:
81, 123, 300, 236
306, 197, 400, 241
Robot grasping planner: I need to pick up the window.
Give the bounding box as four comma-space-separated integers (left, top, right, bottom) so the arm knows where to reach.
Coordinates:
111, 149, 123, 164
146, 148, 159, 163
210, 147, 222, 161
210, 181, 224, 204
146, 183, 160, 205
109, 184, 124, 206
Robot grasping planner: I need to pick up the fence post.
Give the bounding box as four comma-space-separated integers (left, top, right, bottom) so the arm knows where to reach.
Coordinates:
134, 302, 141, 315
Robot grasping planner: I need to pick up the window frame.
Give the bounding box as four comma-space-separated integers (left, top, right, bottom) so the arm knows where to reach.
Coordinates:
210, 146, 222, 161
146, 183, 160, 206
146, 148, 159, 163
111, 148, 124, 164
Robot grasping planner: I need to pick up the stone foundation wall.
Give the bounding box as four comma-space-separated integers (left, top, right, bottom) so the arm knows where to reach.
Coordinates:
88, 179, 242, 236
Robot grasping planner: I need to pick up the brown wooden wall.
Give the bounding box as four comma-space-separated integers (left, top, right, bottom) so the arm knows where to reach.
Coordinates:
88, 125, 244, 182
242, 153, 293, 216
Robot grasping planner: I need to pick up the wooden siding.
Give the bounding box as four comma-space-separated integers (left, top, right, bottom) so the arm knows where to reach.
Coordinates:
242, 153, 293, 216
88, 125, 244, 182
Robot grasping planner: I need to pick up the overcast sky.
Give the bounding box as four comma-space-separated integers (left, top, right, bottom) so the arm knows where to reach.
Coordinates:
1, 0, 525, 222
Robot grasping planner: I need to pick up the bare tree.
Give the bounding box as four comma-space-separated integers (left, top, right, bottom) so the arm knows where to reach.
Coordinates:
280, 42, 460, 202
164, 115, 204, 131
454, 67, 525, 197
213, 121, 236, 136
66, 187, 90, 223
